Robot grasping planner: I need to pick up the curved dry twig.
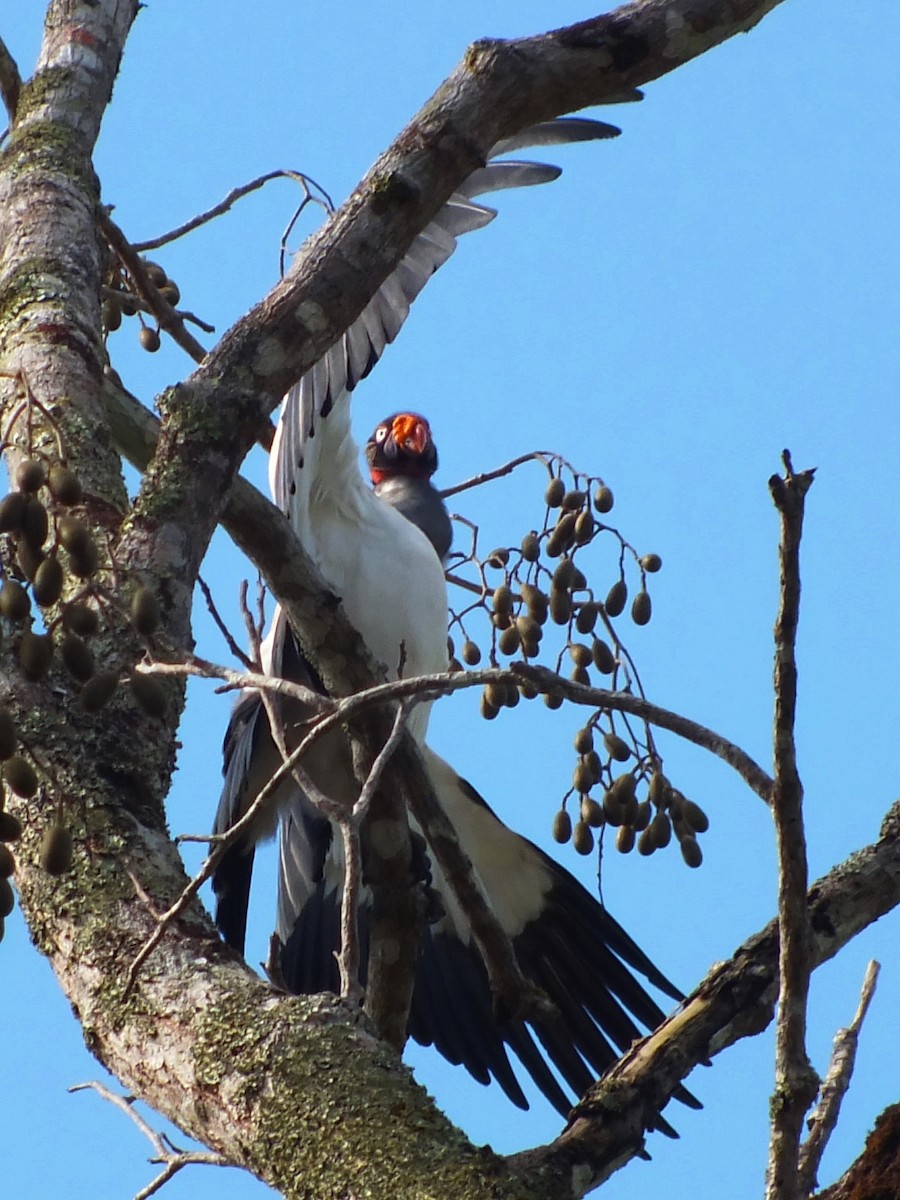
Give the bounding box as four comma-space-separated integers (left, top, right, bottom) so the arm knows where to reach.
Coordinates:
70, 1082, 229, 1200
132, 168, 333, 253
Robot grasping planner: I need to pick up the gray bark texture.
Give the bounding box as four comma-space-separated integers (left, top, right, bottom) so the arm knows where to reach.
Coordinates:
3, 2, 898, 1198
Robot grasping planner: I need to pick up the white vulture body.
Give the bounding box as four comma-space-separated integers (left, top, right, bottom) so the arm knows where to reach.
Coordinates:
215, 117, 697, 1127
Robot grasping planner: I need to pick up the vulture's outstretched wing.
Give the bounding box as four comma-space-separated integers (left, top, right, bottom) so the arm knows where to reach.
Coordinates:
215, 116, 695, 1128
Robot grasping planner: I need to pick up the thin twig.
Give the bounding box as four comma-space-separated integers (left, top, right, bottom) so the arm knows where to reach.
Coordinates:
797, 960, 881, 1196
197, 576, 255, 669
98, 209, 209, 362
132, 169, 333, 253
138, 651, 774, 802
440, 450, 557, 499
765, 450, 819, 1200
352, 700, 412, 822
335, 701, 413, 1001
70, 1081, 229, 1200
137, 654, 328, 710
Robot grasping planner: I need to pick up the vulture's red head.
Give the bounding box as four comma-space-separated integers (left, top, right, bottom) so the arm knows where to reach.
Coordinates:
365, 412, 439, 484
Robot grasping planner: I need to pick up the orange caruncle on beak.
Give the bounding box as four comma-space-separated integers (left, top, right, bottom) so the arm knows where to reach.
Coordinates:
391, 413, 428, 455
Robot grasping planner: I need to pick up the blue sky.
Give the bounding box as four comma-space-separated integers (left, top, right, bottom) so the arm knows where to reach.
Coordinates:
2, 3, 899, 1198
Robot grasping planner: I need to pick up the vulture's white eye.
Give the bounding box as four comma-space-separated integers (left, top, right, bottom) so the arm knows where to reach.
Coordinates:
374, 425, 389, 443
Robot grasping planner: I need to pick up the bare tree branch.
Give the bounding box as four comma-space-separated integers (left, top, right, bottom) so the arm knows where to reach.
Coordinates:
0, 35, 21, 124
799, 960, 881, 1197
132, 168, 333, 253
766, 452, 820, 1200
70, 1082, 230, 1200
514, 803, 900, 1196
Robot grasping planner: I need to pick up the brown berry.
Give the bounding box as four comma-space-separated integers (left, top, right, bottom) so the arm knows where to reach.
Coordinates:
0, 812, 23, 842
491, 585, 513, 617
549, 590, 571, 626
0, 843, 15, 878
640, 553, 663, 573
461, 640, 481, 666
3, 755, 38, 799
648, 771, 668, 807
15, 540, 44, 582
568, 642, 592, 669
631, 591, 652, 626
47, 465, 83, 506
15, 458, 45, 493
497, 624, 520, 656
552, 557, 577, 592
575, 602, 598, 635
78, 671, 120, 712
0, 707, 17, 760
572, 821, 594, 855
139, 326, 161, 352
561, 489, 586, 512
574, 510, 594, 545
544, 477, 565, 508
573, 726, 593, 755
521, 584, 548, 625
573, 761, 594, 794
637, 826, 656, 856
63, 603, 100, 637
591, 639, 616, 674
581, 797, 604, 828
142, 260, 167, 286
0, 491, 27, 532
616, 825, 636, 854
20, 496, 49, 549
649, 811, 672, 850
552, 809, 572, 844
546, 512, 577, 558
61, 634, 95, 682
0, 877, 13, 918
130, 587, 161, 636
604, 578, 627, 618
102, 299, 122, 331
635, 800, 652, 831
682, 799, 710, 834
19, 631, 54, 680
680, 835, 703, 868
68, 541, 99, 579
32, 556, 64, 607
593, 485, 614, 513
603, 732, 632, 762
41, 824, 74, 876
0, 580, 31, 621
58, 517, 92, 556
520, 531, 540, 562
129, 671, 167, 719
